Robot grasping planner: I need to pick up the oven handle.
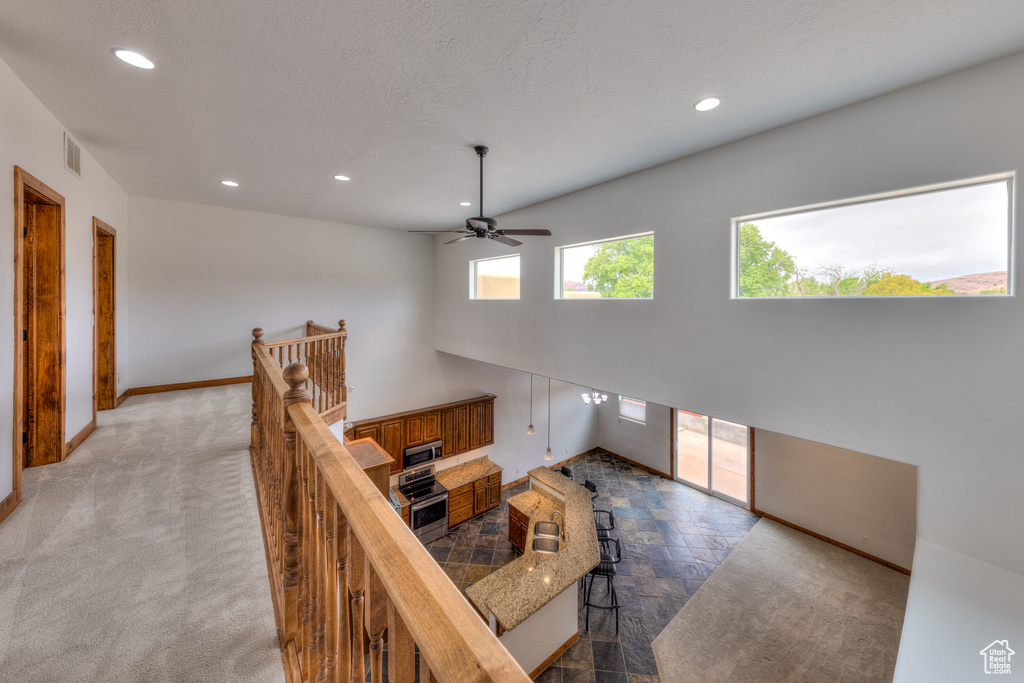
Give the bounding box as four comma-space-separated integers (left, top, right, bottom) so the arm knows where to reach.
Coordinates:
411, 495, 448, 512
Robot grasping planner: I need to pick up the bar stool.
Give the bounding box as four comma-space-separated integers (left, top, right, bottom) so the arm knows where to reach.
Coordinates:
559, 465, 573, 480
594, 508, 615, 541
584, 480, 599, 507
584, 537, 621, 633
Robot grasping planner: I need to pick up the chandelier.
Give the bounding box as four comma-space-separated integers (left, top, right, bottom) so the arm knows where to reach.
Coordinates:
581, 390, 607, 405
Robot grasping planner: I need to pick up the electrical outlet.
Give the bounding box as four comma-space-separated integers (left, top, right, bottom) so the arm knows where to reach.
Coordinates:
117, 372, 121, 383
860, 535, 869, 545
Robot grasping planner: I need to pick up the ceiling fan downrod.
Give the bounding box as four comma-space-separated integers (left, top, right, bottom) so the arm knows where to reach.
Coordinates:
476, 145, 488, 221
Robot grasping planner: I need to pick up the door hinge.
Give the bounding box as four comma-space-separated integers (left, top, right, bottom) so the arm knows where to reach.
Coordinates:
22, 431, 28, 444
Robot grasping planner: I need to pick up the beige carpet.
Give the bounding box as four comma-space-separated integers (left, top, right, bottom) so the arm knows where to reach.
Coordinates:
0, 385, 284, 683
652, 518, 909, 683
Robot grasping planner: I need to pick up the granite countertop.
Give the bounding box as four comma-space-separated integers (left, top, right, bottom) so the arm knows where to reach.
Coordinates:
434, 456, 502, 491
465, 466, 600, 631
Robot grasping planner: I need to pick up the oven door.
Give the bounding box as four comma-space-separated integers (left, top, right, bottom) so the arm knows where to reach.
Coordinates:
411, 495, 448, 532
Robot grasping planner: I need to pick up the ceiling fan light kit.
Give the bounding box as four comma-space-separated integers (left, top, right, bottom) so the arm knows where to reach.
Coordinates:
582, 390, 607, 405
409, 145, 552, 246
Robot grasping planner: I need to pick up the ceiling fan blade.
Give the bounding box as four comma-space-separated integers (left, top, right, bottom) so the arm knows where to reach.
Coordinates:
444, 235, 475, 245
408, 229, 465, 233
498, 229, 552, 236
490, 234, 523, 247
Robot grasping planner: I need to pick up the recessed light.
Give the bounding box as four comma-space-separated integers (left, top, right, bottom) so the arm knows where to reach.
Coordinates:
460, 202, 471, 206
334, 175, 350, 181
694, 97, 720, 112
221, 180, 239, 187
112, 49, 155, 69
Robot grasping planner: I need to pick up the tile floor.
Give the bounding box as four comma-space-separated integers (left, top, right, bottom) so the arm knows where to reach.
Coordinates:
422, 450, 760, 682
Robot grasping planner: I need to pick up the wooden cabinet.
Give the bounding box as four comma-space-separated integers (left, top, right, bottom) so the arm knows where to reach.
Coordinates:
474, 479, 488, 514
486, 472, 501, 510
345, 395, 495, 473
508, 504, 528, 554
448, 482, 475, 529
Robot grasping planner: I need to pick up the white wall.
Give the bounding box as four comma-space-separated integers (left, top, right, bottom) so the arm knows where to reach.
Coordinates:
0, 55, 128, 500
754, 429, 917, 570
596, 397, 672, 475
435, 50, 1024, 578
433, 50, 1024, 674
894, 541, 1024, 682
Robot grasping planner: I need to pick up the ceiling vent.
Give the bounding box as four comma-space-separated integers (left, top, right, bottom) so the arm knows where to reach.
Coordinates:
63, 132, 81, 178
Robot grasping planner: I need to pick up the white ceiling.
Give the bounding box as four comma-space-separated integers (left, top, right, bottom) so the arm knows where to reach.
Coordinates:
3, 0, 1024, 231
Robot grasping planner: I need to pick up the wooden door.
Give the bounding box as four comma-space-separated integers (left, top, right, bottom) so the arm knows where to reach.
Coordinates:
454, 405, 469, 454
352, 423, 380, 444
15, 167, 66, 472
482, 400, 493, 444
469, 402, 483, 450
379, 419, 404, 472
422, 411, 440, 442
94, 219, 116, 411
405, 415, 423, 445
487, 479, 501, 510
474, 481, 487, 514
441, 409, 455, 457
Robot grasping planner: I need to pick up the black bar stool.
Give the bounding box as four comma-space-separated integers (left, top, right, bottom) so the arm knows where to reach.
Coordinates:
584, 480, 599, 507
584, 537, 622, 633
559, 465, 573, 480
594, 508, 615, 541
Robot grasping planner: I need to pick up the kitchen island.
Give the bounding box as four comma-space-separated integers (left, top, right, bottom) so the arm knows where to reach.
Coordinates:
465, 466, 600, 677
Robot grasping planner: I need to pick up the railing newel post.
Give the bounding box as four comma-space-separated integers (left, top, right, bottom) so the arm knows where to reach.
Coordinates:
282, 363, 311, 661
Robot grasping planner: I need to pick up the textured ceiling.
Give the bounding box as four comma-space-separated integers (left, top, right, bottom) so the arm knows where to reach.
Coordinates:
2, 0, 1024, 230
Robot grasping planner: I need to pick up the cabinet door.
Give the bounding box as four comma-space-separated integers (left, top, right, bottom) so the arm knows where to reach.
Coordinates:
508, 509, 525, 554
487, 480, 501, 510
352, 423, 380, 444
405, 415, 423, 445
379, 419, 404, 472
455, 405, 469, 454
441, 409, 456, 458
469, 402, 484, 450
474, 483, 488, 515
482, 400, 494, 445
422, 411, 441, 442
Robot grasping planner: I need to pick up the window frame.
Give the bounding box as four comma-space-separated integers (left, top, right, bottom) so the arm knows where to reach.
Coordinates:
555, 231, 655, 300
730, 172, 1015, 299
469, 253, 521, 301
618, 396, 647, 425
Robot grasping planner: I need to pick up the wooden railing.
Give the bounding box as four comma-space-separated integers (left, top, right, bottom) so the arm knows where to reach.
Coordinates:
253, 322, 347, 426
251, 327, 528, 683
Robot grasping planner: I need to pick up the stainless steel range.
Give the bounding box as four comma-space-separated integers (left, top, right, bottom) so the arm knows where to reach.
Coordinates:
398, 459, 449, 544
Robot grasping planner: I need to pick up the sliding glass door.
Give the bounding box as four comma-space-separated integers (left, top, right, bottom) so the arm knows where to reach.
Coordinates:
674, 410, 750, 507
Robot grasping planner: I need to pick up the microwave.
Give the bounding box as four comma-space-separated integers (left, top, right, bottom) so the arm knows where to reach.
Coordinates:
403, 440, 443, 470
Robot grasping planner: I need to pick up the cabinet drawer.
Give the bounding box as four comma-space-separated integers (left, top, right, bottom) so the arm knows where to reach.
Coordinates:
449, 483, 473, 499
449, 490, 474, 512
449, 505, 473, 528
509, 505, 528, 526
488, 472, 502, 485
474, 478, 487, 490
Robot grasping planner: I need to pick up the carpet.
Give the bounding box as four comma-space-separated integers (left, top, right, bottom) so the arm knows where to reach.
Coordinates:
0, 385, 284, 682
652, 518, 909, 683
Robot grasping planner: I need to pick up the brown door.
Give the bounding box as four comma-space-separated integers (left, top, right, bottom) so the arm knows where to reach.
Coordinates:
94, 219, 116, 411
15, 167, 66, 472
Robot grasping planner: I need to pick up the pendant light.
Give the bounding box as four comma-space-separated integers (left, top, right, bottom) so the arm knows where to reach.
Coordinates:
544, 377, 554, 460
582, 389, 607, 405
527, 374, 536, 435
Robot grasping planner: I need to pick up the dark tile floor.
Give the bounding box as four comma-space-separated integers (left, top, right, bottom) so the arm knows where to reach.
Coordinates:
423, 450, 760, 682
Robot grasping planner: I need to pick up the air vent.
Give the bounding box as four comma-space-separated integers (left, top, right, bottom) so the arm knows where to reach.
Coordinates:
64, 132, 81, 178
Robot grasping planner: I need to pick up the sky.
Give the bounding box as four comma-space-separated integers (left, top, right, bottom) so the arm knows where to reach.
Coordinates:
745, 180, 1010, 283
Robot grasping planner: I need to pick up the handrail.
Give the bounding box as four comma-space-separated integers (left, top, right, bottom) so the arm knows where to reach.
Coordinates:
250, 329, 529, 683
253, 323, 347, 425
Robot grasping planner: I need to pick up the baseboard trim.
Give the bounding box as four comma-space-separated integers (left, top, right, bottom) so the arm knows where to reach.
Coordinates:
115, 390, 128, 407
530, 632, 578, 679
594, 447, 671, 480
0, 489, 19, 526
753, 509, 911, 576
127, 375, 252, 397
65, 419, 96, 457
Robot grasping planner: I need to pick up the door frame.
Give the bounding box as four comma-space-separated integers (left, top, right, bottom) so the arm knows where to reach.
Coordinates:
93, 217, 116, 414
14, 166, 66, 481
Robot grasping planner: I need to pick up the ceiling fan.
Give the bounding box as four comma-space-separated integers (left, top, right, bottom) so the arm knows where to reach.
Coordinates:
410, 145, 552, 247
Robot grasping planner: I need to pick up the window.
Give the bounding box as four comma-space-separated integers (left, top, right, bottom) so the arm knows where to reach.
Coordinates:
471, 254, 520, 300
734, 174, 1013, 298
557, 232, 653, 299
618, 396, 646, 424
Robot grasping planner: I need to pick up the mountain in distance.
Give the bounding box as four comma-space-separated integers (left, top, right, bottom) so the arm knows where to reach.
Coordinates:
930, 271, 1006, 294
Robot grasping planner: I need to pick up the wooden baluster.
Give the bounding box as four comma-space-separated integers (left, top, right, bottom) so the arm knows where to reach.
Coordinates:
339, 321, 347, 409
318, 338, 325, 413
282, 364, 310, 671
314, 468, 328, 682
365, 563, 387, 683
386, 598, 416, 683
322, 486, 340, 683
303, 443, 317, 679
335, 508, 350, 683
251, 327, 264, 457
349, 534, 366, 682
420, 658, 439, 683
